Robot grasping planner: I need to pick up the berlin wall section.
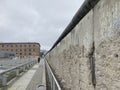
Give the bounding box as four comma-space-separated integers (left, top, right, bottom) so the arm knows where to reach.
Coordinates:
45, 0, 120, 90
45, 10, 94, 90
94, 0, 120, 89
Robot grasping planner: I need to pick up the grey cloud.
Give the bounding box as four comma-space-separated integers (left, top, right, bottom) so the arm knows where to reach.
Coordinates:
0, 0, 84, 50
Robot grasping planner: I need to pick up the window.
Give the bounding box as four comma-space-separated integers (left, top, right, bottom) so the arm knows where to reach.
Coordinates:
29, 53, 31, 55
20, 45, 22, 47
11, 49, 13, 51
20, 53, 22, 55
24, 49, 26, 52
20, 49, 22, 51
16, 45, 17, 47
29, 45, 31, 47
24, 45, 26, 47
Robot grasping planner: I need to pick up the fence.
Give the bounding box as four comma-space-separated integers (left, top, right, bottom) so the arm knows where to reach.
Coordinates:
45, 59, 61, 90
0, 59, 37, 87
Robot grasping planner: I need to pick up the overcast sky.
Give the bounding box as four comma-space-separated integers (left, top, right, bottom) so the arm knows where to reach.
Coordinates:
0, 0, 84, 50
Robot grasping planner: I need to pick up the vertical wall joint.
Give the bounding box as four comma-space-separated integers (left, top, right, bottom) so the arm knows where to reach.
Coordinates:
89, 42, 96, 88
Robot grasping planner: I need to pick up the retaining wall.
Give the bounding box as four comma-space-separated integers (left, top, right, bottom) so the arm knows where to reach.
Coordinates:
45, 0, 120, 90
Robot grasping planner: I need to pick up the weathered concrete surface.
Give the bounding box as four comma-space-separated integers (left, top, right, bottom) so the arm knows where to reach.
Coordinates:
94, 0, 120, 90
46, 10, 94, 90
45, 0, 120, 90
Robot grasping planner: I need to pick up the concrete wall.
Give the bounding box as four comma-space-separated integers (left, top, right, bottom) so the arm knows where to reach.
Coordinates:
45, 0, 120, 90
94, 0, 120, 90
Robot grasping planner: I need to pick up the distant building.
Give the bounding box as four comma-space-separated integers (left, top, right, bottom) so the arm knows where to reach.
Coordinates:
0, 42, 40, 58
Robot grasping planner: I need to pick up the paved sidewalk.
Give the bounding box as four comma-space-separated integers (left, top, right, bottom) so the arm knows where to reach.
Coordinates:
7, 59, 46, 90
26, 59, 46, 90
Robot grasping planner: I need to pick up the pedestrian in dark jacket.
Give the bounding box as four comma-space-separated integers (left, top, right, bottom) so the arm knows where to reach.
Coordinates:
38, 57, 40, 63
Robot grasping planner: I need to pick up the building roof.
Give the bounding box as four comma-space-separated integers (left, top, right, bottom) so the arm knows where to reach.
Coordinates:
0, 42, 40, 46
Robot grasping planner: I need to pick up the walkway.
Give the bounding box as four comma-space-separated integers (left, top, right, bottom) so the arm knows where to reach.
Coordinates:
7, 59, 46, 90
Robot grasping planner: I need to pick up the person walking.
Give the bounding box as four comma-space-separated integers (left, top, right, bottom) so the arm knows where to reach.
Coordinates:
38, 57, 40, 63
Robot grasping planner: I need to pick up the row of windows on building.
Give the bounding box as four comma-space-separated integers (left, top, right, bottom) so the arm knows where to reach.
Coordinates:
17, 53, 32, 55
1, 49, 35, 52
1, 44, 36, 47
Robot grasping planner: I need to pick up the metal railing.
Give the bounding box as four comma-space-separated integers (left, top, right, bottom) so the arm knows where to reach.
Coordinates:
0, 59, 37, 87
45, 59, 61, 90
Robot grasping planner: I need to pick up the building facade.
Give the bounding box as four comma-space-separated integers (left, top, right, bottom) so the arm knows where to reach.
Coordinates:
0, 42, 40, 58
